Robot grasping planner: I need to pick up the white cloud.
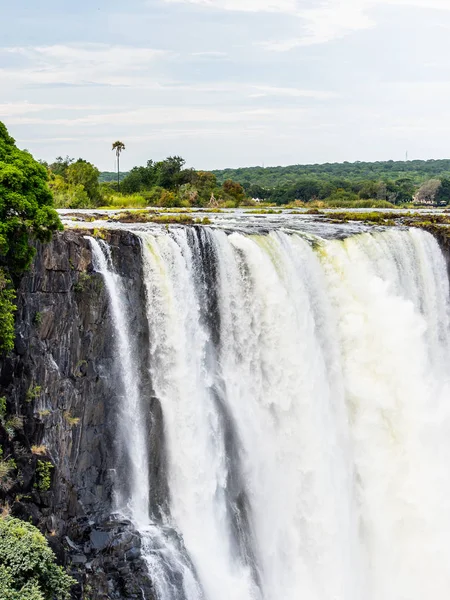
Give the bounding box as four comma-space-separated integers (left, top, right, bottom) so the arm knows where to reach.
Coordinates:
191, 51, 229, 57
163, 0, 450, 48
162, 0, 300, 13
248, 85, 338, 99
0, 102, 119, 117
6, 106, 274, 128
1, 44, 169, 87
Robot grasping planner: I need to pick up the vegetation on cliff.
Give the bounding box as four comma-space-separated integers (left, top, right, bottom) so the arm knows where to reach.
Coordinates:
0, 121, 62, 353
0, 516, 75, 599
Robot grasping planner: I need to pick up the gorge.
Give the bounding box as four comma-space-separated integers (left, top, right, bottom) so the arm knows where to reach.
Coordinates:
1, 216, 450, 600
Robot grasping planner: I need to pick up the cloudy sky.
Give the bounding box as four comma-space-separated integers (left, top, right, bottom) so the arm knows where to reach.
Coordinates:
1, 0, 449, 171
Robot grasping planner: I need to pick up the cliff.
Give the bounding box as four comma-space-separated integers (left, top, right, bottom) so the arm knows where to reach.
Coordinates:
0, 229, 159, 600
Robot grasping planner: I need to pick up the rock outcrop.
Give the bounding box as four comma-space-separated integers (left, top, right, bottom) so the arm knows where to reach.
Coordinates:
0, 230, 158, 599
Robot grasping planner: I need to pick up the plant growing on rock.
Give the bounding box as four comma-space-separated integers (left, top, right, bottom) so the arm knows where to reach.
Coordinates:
26, 385, 42, 403
63, 412, 80, 427
34, 460, 53, 492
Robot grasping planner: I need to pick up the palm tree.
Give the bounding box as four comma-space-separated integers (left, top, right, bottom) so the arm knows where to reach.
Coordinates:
112, 141, 125, 192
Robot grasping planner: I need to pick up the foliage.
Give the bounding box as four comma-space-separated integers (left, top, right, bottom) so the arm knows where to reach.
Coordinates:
112, 141, 126, 192
210, 160, 450, 207
98, 171, 128, 183
63, 412, 80, 427
49, 175, 90, 209
49, 159, 101, 208
26, 386, 42, 403
98, 192, 147, 209
0, 270, 16, 353
0, 122, 61, 353
212, 159, 450, 187
0, 122, 62, 276
414, 179, 441, 205
34, 460, 53, 492
0, 459, 16, 491
436, 178, 450, 205
74, 272, 92, 293
0, 516, 75, 599
0, 397, 6, 421
66, 160, 101, 204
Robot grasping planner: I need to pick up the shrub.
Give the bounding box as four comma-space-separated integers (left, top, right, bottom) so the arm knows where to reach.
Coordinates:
26, 386, 41, 403
34, 460, 53, 492
0, 516, 75, 599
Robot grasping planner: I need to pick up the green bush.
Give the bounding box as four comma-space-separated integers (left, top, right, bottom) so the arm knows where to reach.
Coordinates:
0, 122, 62, 353
0, 516, 75, 599
35, 460, 53, 492
0, 270, 16, 354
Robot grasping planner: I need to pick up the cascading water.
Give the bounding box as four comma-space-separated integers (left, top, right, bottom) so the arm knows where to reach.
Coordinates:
89, 236, 204, 600
88, 237, 149, 523
91, 226, 450, 600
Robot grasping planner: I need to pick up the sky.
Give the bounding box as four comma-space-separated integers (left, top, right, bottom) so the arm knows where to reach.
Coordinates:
1, 0, 450, 171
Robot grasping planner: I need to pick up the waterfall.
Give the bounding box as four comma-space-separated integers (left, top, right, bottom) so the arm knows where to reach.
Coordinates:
92, 226, 450, 600
89, 236, 204, 600
88, 237, 150, 524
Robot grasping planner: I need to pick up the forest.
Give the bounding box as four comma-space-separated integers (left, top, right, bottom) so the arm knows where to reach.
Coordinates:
41, 155, 450, 209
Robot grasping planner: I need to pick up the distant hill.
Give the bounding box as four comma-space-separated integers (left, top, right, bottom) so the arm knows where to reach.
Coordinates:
99, 171, 130, 183
212, 159, 450, 188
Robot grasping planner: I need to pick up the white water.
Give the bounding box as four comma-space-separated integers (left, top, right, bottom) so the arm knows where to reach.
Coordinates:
88, 237, 150, 523
93, 227, 450, 600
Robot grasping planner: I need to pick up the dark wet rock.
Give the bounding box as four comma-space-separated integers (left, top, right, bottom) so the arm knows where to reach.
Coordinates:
90, 530, 111, 552
0, 230, 158, 600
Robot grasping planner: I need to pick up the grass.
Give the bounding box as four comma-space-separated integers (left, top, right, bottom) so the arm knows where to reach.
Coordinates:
31, 445, 47, 456
63, 412, 81, 426
98, 193, 147, 209
111, 211, 200, 225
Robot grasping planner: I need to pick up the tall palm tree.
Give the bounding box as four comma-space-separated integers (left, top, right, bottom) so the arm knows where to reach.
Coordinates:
112, 141, 125, 192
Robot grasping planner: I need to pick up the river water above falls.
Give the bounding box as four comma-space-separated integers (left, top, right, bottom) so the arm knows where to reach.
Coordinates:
84, 214, 450, 600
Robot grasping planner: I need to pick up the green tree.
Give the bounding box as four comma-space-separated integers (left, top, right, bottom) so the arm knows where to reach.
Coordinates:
0, 121, 62, 353
47, 156, 74, 179
66, 159, 101, 205
155, 156, 186, 189
0, 517, 75, 600
414, 178, 441, 205
222, 179, 245, 204
436, 178, 450, 205
112, 141, 125, 192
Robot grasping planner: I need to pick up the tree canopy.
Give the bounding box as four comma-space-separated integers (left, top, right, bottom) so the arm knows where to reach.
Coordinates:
0, 517, 75, 600
0, 123, 62, 275
0, 121, 62, 352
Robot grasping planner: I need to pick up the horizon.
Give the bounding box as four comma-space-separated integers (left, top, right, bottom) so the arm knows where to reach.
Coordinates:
2, 1, 450, 170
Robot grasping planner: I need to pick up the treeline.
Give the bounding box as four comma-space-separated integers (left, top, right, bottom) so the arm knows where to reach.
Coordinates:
244, 176, 450, 206
210, 159, 450, 206
43, 156, 247, 209
212, 159, 450, 187
44, 155, 450, 209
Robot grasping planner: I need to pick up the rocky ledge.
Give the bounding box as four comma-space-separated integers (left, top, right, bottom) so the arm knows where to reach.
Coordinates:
0, 230, 158, 599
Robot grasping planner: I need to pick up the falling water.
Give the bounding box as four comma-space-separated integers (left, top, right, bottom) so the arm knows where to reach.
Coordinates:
88, 237, 149, 523
89, 236, 204, 600
93, 226, 450, 600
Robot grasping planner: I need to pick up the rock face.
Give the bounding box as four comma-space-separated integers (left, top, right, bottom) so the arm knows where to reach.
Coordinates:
0, 230, 158, 599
